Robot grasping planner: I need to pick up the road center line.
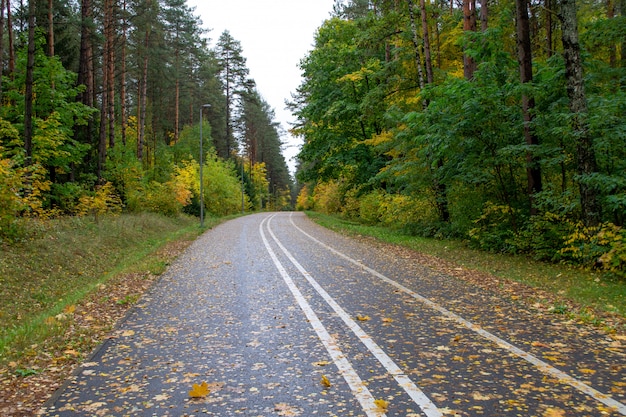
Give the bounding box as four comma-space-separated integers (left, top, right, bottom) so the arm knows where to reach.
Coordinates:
288, 213, 626, 415
267, 215, 443, 417
259, 216, 385, 417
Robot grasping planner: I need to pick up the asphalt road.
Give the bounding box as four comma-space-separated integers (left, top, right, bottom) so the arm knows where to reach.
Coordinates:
41, 212, 626, 416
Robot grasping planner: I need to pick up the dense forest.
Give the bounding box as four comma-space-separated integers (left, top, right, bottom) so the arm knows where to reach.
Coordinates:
0, 0, 293, 241
292, 0, 626, 275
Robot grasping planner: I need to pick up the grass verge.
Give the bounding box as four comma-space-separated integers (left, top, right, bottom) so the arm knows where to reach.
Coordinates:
306, 212, 625, 333
0, 212, 219, 366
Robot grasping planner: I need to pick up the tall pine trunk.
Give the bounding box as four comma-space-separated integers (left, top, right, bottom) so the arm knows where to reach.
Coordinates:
0, 0, 4, 100
47, 0, 53, 57
607, 0, 616, 67
560, 0, 601, 226
546, 0, 554, 57
516, 0, 542, 215
480, 0, 488, 30
137, 30, 149, 161
174, 49, 180, 143
6, 0, 14, 77
120, 0, 127, 146
463, 0, 477, 79
106, 0, 115, 149
24, 0, 35, 165
621, 0, 626, 70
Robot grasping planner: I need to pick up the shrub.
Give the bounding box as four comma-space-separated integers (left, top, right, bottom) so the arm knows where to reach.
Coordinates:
0, 156, 24, 242
358, 191, 383, 225
468, 202, 518, 253
513, 212, 575, 262
76, 182, 123, 220
379, 193, 437, 230
560, 222, 626, 277
296, 184, 314, 211
313, 181, 343, 214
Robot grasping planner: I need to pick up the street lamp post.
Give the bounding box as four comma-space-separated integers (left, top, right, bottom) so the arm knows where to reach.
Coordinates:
199, 104, 211, 227
241, 156, 245, 213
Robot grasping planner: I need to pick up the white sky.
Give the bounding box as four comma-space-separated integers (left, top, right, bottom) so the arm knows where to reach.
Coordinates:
185, 0, 336, 173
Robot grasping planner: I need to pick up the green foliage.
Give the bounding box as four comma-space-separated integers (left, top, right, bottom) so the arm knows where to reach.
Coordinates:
468, 203, 519, 253
357, 191, 383, 225
1, 36, 95, 171
561, 223, 626, 277
202, 155, 246, 216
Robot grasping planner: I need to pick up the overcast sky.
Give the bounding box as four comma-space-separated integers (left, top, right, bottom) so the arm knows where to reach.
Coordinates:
185, 0, 336, 172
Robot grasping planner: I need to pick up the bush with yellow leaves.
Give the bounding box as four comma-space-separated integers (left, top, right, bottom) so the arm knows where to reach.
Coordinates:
313, 181, 343, 214
560, 222, 626, 277
76, 182, 123, 221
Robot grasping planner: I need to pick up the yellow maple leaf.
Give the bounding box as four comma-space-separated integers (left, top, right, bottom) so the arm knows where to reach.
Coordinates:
356, 315, 371, 321
374, 399, 389, 410
321, 375, 331, 388
64, 305, 76, 314
544, 407, 566, 417
189, 381, 210, 398
382, 317, 394, 323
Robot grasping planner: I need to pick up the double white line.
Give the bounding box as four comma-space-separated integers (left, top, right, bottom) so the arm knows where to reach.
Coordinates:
286, 212, 626, 416
260, 214, 442, 417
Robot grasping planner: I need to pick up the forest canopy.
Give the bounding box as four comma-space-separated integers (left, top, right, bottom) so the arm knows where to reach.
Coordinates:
291, 0, 626, 276
0, 0, 293, 241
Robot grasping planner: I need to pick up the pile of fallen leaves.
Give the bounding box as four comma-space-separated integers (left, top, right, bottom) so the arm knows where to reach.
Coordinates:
0, 240, 192, 417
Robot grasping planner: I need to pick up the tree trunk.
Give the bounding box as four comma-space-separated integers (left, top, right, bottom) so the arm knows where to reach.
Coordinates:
138, 30, 149, 161
621, 0, 626, 70
463, 0, 477, 79
78, 0, 94, 108
516, 0, 542, 215
120, 0, 127, 146
106, 0, 115, 149
560, 0, 601, 226
420, 0, 434, 84
24, 0, 35, 165
480, 0, 488, 31
6, 0, 14, 77
98, 50, 108, 180
546, 0, 553, 57
174, 51, 180, 143
0, 0, 4, 100
606, 0, 616, 67
407, 0, 425, 89
47, 0, 54, 57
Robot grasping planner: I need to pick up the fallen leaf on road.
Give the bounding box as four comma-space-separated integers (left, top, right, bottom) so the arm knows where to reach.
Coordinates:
544, 407, 566, 417
189, 381, 210, 398
374, 399, 389, 410
321, 375, 331, 388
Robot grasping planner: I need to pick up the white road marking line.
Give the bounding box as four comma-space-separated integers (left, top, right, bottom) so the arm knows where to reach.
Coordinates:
267, 215, 443, 417
259, 216, 386, 417
288, 213, 626, 415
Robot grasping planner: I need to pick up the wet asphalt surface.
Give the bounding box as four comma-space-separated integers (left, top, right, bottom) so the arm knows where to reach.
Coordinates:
41, 212, 625, 416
